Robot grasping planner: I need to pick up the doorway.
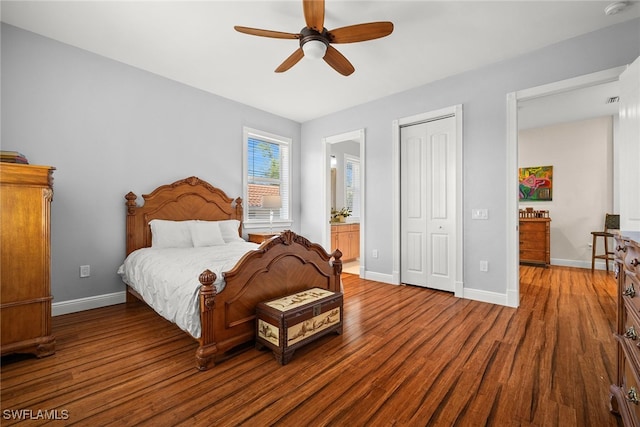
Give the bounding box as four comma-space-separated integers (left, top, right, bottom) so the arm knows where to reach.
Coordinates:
323, 129, 365, 277
392, 105, 464, 297
506, 66, 627, 307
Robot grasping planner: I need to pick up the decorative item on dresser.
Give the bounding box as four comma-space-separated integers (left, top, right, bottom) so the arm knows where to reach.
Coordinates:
0, 163, 56, 358
610, 232, 640, 426
519, 208, 551, 267
119, 176, 343, 370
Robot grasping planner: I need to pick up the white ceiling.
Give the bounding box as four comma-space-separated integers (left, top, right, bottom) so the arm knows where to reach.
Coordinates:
518, 79, 621, 129
1, 0, 638, 123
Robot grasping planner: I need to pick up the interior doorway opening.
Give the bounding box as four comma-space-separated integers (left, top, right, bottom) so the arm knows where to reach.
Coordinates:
506, 66, 627, 307
323, 129, 365, 277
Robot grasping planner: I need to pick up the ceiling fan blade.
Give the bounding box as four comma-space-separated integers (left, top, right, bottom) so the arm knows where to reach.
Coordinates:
234, 26, 299, 40
275, 48, 305, 73
328, 22, 394, 43
303, 0, 325, 32
323, 45, 355, 76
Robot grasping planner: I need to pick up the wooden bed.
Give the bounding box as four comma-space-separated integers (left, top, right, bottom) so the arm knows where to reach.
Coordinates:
124, 176, 343, 370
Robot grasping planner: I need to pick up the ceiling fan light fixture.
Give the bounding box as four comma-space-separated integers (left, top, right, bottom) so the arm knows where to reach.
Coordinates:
302, 39, 327, 59
604, 1, 627, 15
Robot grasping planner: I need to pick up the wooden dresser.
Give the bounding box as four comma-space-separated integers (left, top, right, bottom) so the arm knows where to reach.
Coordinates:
610, 232, 640, 425
0, 163, 56, 358
331, 223, 359, 262
519, 209, 551, 267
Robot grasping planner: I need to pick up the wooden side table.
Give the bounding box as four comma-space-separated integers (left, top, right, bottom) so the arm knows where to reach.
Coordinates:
248, 232, 278, 244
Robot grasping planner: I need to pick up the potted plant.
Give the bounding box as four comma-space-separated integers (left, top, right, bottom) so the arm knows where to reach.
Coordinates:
331, 207, 352, 223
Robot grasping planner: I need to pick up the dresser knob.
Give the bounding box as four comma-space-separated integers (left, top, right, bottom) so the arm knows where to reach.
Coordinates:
631, 258, 639, 267
624, 283, 636, 298
617, 245, 628, 253
627, 387, 640, 405
625, 326, 638, 341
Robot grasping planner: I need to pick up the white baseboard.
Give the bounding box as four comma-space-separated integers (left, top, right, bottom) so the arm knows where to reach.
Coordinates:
52, 291, 126, 316
551, 258, 611, 270
363, 270, 396, 285
461, 287, 509, 307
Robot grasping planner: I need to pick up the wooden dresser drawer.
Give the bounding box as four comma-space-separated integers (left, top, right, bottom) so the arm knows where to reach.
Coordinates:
612, 234, 640, 426
519, 249, 546, 263
519, 217, 551, 267
519, 237, 547, 251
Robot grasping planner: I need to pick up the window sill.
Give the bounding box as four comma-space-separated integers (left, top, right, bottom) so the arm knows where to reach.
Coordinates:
243, 220, 293, 230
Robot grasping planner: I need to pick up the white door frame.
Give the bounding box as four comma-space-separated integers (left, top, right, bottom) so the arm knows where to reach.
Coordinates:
392, 105, 464, 297
322, 129, 365, 276
505, 66, 626, 307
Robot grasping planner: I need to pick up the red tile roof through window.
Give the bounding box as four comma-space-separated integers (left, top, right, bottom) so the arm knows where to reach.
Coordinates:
248, 184, 280, 207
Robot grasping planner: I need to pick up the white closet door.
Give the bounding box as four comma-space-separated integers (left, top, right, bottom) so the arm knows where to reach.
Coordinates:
401, 116, 456, 291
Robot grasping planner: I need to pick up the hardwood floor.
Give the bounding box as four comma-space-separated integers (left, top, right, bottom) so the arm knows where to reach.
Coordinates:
1, 266, 622, 426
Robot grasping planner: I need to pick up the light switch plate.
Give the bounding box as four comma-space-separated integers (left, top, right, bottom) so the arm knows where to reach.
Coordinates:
472, 209, 489, 220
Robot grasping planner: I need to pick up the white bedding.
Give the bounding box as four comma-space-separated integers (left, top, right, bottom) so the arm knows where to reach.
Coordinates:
117, 241, 259, 339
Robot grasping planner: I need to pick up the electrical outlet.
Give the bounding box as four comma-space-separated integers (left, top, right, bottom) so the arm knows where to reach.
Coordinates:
372, 249, 379, 259
80, 265, 90, 278
480, 260, 489, 272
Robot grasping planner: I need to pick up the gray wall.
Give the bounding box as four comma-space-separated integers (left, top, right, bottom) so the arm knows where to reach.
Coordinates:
1, 23, 301, 303
300, 19, 639, 296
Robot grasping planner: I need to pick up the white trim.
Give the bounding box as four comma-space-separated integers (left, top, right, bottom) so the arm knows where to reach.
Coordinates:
242, 126, 293, 228
392, 105, 464, 297
363, 270, 396, 285
392, 119, 400, 283
453, 105, 464, 298
551, 258, 613, 270
506, 92, 520, 308
323, 129, 366, 276
462, 287, 509, 306
52, 291, 126, 316
343, 153, 361, 220
505, 66, 626, 308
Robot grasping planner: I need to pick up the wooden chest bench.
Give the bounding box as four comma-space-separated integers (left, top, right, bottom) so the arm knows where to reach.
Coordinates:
255, 288, 343, 365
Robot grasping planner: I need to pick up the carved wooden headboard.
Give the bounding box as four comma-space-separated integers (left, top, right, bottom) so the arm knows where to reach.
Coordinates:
125, 176, 243, 255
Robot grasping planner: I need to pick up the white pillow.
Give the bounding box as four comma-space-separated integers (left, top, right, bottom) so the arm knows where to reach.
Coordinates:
149, 219, 193, 248
190, 221, 226, 247
217, 219, 244, 243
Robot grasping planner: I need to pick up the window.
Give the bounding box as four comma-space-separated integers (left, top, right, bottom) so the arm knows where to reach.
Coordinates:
344, 154, 360, 220
243, 127, 291, 227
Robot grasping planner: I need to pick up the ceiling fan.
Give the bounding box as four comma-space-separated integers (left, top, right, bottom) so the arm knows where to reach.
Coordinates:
234, 0, 393, 76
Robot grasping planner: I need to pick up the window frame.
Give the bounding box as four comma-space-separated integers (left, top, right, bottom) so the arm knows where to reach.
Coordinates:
242, 126, 293, 229
344, 153, 361, 221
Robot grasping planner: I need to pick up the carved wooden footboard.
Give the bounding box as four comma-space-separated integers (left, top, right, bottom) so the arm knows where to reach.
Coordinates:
196, 230, 342, 370
123, 176, 342, 370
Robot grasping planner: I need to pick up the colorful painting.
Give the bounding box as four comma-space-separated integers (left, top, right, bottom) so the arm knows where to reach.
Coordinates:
519, 166, 553, 201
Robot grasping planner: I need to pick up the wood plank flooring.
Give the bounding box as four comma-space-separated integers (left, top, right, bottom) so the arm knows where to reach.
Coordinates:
1, 266, 622, 426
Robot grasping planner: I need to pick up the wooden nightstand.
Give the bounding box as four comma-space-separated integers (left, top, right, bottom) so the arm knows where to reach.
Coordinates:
248, 232, 278, 244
